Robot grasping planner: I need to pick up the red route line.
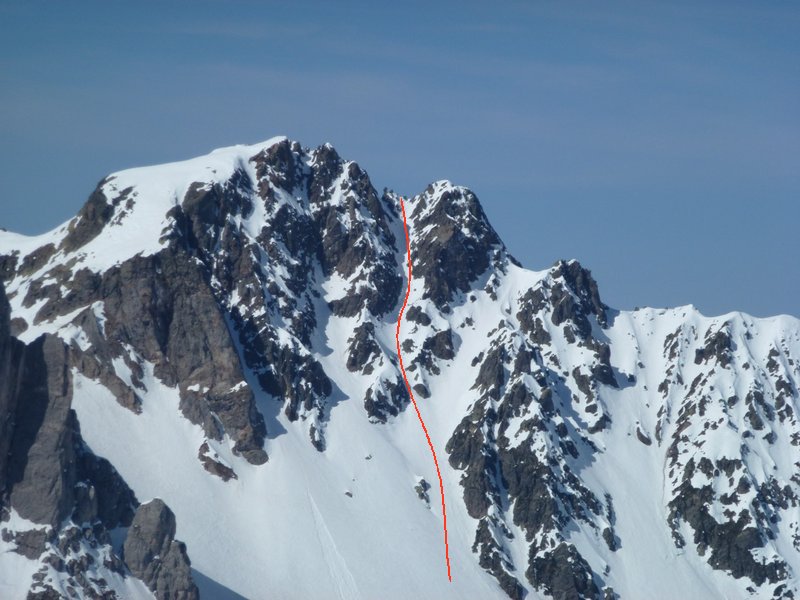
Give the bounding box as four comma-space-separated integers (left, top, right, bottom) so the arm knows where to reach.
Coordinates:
395, 196, 453, 583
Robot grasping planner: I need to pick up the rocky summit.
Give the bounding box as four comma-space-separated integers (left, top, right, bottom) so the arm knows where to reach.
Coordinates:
0, 136, 798, 599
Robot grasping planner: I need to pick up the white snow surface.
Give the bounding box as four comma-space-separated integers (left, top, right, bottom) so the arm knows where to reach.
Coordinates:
0, 511, 48, 599
0, 136, 286, 274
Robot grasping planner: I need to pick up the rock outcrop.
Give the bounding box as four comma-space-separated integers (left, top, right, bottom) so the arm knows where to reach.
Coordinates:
0, 281, 197, 598
124, 499, 199, 600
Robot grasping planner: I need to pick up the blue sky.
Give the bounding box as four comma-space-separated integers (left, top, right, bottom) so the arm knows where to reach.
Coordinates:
1, 0, 798, 317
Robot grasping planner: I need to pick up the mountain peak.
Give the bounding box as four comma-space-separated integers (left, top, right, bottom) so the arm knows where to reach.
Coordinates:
406, 180, 517, 307
1, 138, 798, 599
550, 258, 608, 328
209, 135, 288, 155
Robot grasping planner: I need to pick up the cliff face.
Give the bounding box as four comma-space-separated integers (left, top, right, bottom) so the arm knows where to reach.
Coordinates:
0, 137, 798, 599
0, 281, 19, 498
0, 281, 197, 599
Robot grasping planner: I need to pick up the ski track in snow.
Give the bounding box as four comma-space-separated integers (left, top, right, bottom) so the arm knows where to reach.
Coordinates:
308, 493, 362, 600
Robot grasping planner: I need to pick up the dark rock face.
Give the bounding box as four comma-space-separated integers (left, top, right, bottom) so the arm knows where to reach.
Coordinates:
550, 260, 607, 329
448, 373, 607, 597
347, 322, 382, 374
3, 139, 407, 462
105, 253, 267, 465
198, 442, 237, 481
664, 383, 792, 588
447, 401, 501, 520
447, 356, 614, 598
364, 376, 409, 423
20, 248, 269, 465
7, 334, 77, 527
250, 140, 402, 319
444, 262, 629, 598
425, 330, 455, 361
75, 448, 138, 529
0, 251, 19, 282
2, 336, 136, 526
59, 182, 117, 253
415, 478, 431, 505
473, 520, 525, 600
668, 480, 787, 586
656, 316, 799, 593
0, 283, 21, 495
694, 324, 734, 368
167, 141, 402, 450
409, 183, 511, 308
409, 328, 457, 376
527, 542, 601, 600
0, 280, 197, 598
123, 499, 199, 600
406, 305, 432, 326
4, 526, 48, 559
17, 243, 56, 278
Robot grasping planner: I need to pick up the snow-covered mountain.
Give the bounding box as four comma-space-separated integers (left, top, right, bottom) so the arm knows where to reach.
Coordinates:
1, 136, 798, 599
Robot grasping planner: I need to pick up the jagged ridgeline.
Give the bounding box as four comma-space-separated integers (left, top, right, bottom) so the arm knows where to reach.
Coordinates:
0, 137, 798, 599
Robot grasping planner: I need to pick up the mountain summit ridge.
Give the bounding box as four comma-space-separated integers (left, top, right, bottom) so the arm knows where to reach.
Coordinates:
0, 137, 798, 599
